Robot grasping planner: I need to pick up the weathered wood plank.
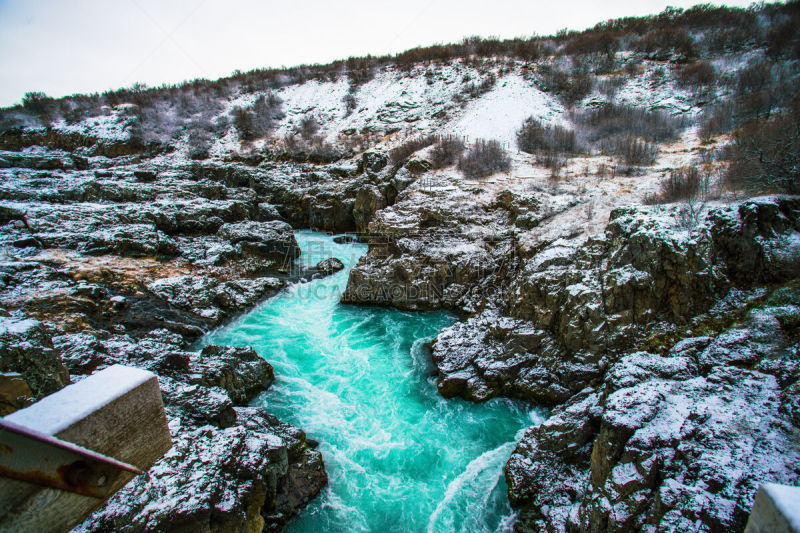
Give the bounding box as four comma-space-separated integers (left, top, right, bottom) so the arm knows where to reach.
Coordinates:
745, 484, 800, 533
0, 365, 172, 532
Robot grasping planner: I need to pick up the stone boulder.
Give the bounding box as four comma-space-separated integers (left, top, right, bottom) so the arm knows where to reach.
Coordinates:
361, 151, 388, 175
315, 257, 344, 276
77, 406, 326, 533
83, 224, 180, 257
160, 376, 236, 428
0, 312, 69, 397
192, 345, 274, 405
217, 221, 300, 268
77, 423, 286, 532
506, 289, 800, 533
147, 275, 282, 323
353, 185, 386, 235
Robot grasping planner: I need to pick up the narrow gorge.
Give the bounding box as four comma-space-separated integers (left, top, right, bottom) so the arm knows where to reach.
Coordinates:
1, 2, 799, 532
206, 231, 542, 531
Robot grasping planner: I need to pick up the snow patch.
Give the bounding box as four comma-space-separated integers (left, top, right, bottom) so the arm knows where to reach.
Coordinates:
441, 74, 566, 146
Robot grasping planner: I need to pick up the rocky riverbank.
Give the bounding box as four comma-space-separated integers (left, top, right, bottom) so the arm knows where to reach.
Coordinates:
0, 144, 331, 530
344, 164, 800, 531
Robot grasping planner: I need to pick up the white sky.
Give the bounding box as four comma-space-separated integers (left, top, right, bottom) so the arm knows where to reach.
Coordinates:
0, 0, 756, 107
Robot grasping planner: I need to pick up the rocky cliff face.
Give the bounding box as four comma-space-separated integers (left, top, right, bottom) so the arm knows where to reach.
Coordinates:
342, 169, 800, 532
0, 146, 333, 531
506, 287, 800, 532
431, 198, 800, 405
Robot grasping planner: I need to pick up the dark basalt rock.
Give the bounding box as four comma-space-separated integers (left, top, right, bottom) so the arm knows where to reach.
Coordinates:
315, 257, 344, 276
353, 184, 387, 235
505, 275, 800, 533
193, 344, 275, 405
218, 220, 300, 262
161, 377, 237, 428
133, 169, 157, 182
75, 408, 326, 533
361, 151, 388, 174
0, 312, 70, 398
429, 197, 800, 406
147, 275, 282, 323
333, 234, 362, 244
0, 144, 338, 531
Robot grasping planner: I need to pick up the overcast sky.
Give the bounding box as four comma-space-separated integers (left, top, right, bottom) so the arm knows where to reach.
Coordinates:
0, 0, 757, 107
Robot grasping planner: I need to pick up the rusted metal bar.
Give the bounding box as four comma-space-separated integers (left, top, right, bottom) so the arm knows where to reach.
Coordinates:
0, 364, 172, 531
0, 419, 142, 498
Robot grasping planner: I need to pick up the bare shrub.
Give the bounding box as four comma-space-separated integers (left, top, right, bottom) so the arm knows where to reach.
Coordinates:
461, 73, 497, 100
281, 133, 299, 152
429, 136, 466, 168
187, 131, 213, 160
597, 76, 626, 99
624, 59, 644, 78
675, 201, 706, 230
723, 102, 800, 194
541, 153, 567, 180
339, 131, 379, 153
21, 91, 55, 124
513, 40, 543, 61
457, 139, 511, 179
127, 99, 204, 147
644, 165, 716, 205
269, 134, 347, 164
186, 114, 226, 159
735, 59, 800, 125
766, 19, 800, 60
676, 61, 716, 89
660, 166, 702, 202
395, 44, 455, 70
346, 56, 377, 85
232, 93, 282, 142
634, 27, 696, 60
537, 64, 594, 107
698, 101, 737, 141
343, 92, 358, 116
232, 106, 255, 140
389, 135, 437, 166
734, 60, 783, 121
517, 117, 578, 155
573, 103, 684, 143
516, 117, 582, 177
698, 58, 799, 141
602, 136, 659, 166
564, 31, 619, 58
305, 136, 343, 164
298, 115, 320, 140
705, 25, 758, 54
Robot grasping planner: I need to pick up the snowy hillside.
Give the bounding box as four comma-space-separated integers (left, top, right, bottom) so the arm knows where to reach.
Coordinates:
42, 56, 717, 156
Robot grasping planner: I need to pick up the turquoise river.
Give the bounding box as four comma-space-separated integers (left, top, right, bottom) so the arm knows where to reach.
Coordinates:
205, 230, 544, 532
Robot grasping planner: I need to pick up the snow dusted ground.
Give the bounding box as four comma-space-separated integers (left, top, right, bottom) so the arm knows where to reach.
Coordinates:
614, 62, 695, 114
48, 54, 729, 155
50, 109, 131, 141
264, 63, 567, 148
441, 74, 566, 147
39, 53, 741, 254
42, 54, 739, 240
